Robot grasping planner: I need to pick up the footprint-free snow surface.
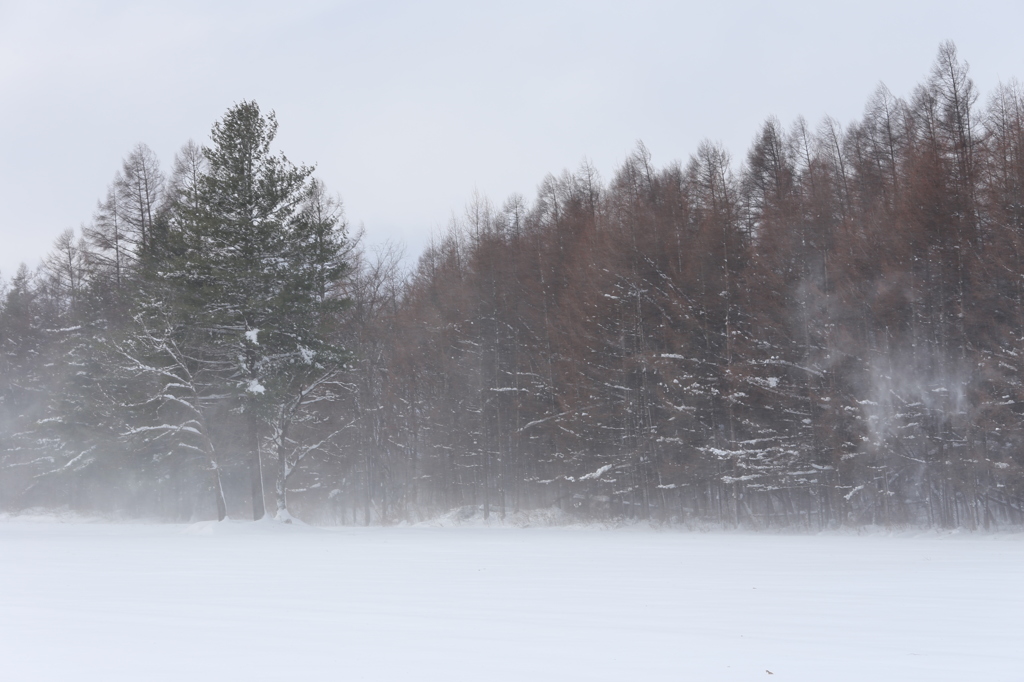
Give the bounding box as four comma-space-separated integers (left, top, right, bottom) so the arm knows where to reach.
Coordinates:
0, 518, 1021, 681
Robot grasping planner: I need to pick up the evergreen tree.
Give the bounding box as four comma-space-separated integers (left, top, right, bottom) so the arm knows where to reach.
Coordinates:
169, 101, 349, 520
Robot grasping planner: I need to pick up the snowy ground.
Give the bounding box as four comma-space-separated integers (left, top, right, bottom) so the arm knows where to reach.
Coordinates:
1, 516, 1021, 681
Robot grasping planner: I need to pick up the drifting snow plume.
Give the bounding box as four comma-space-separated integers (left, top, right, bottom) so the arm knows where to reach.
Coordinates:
860, 352, 969, 456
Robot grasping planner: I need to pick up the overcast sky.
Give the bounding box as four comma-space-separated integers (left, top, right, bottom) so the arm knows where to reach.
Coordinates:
2, 0, 1023, 279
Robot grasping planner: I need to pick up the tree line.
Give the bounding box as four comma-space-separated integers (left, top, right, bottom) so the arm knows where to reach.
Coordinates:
2, 43, 1023, 528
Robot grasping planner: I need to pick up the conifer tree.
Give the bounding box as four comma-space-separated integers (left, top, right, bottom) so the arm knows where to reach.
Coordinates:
169, 101, 349, 519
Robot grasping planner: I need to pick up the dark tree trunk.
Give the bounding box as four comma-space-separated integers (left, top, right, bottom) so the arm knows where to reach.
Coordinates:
248, 411, 266, 520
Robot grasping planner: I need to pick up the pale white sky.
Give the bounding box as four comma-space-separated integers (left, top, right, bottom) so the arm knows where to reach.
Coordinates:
2, 0, 1023, 279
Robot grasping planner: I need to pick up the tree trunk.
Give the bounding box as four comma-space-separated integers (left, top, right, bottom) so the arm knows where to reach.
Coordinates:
276, 449, 289, 520
212, 462, 227, 521
248, 411, 266, 520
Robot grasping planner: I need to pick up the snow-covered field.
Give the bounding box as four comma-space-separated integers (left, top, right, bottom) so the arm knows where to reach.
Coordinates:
1, 516, 1021, 681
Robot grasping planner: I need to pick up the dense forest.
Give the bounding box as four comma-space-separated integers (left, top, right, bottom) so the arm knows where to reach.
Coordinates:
2, 43, 1023, 529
